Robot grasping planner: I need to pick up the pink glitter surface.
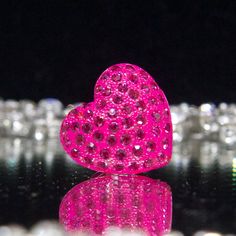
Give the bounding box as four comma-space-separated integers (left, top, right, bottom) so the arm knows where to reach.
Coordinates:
60, 63, 172, 174
59, 175, 172, 235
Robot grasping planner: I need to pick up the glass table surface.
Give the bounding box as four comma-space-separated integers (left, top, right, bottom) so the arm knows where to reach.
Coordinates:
0, 137, 235, 235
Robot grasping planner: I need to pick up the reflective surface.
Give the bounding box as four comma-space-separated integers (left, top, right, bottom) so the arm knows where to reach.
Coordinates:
0, 138, 235, 235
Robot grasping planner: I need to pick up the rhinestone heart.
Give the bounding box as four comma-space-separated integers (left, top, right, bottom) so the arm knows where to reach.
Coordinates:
60, 63, 172, 174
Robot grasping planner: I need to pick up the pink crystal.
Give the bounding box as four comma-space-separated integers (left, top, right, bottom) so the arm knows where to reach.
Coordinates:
59, 175, 172, 235
60, 63, 172, 174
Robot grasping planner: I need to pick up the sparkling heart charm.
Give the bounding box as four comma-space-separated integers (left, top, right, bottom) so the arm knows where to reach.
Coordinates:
60, 63, 172, 174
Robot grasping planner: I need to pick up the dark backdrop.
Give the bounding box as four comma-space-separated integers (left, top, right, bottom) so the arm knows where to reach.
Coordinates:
0, 0, 236, 105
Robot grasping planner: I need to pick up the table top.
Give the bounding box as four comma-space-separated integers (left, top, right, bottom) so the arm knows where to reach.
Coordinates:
0, 137, 235, 235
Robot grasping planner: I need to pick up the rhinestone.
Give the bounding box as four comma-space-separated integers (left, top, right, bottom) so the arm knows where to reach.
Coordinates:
136, 115, 146, 125
140, 70, 148, 80
102, 87, 111, 96
101, 73, 110, 80
83, 109, 93, 118
163, 108, 170, 118
63, 136, 71, 147
113, 95, 123, 104
125, 65, 135, 71
69, 108, 79, 116
84, 156, 93, 164
110, 65, 120, 71
115, 164, 124, 171
128, 89, 139, 100
112, 73, 122, 82
152, 126, 160, 136
133, 145, 143, 156
123, 104, 132, 114
76, 134, 85, 145
107, 135, 116, 146
164, 123, 171, 133
71, 122, 80, 131
141, 84, 150, 93
129, 162, 139, 170
129, 74, 138, 83
100, 149, 110, 159
96, 99, 106, 109
71, 148, 79, 158
162, 139, 169, 150
94, 116, 104, 127
109, 122, 119, 132
122, 117, 133, 129
93, 131, 104, 141
116, 149, 126, 160
149, 97, 157, 105
87, 142, 96, 153
95, 85, 103, 93
144, 159, 153, 168
97, 161, 106, 169
61, 122, 70, 132
118, 83, 128, 93
136, 129, 145, 139
157, 94, 164, 103
108, 108, 117, 117
136, 100, 146, 111
82, 123, 92, 133
152, 112, 161, 121
120, 134, 131, 145
150, 81, 158, 90
146, 141, 156, 152
158, 152, 165, 159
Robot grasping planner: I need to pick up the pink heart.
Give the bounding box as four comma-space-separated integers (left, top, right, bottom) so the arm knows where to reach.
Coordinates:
60, 63, 172, 174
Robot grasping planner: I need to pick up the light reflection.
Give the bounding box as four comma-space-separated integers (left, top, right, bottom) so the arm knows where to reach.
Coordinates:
59, 175, 172, 236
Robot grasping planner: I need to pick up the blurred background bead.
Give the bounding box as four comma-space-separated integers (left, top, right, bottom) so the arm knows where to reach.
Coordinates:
38, 98, 63, 118
163, 230, 185, 236
193, 231, 222, 236
0, 225, 27, 236
4, 100, 19, 112
30, 220, 66, 236
219, 124, 236, 146
199, 103, 219, 136
32, 119, 48, 141
5, 111, 30, 137
19, 100, 37, 120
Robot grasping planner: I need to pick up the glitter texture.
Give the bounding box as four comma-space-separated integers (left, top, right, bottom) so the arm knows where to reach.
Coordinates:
60, 63, 172, 174
59, 175, 172, 235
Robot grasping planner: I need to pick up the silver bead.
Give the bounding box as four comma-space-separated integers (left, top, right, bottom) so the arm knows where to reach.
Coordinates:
30, 220, 66, 236
193, 231, 222, 236
38, 98, 63, 118
219, 124, 236, 146
32, 119, 48, 141
5, 111, 30, 137
199, 103, 219, 136
163, 230, 185, 236
0, 225, 27, 236
4, 100, 19, 112
19, 99, 37, 119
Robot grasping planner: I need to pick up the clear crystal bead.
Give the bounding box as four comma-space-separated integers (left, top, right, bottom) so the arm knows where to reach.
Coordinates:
199, 103, 219, 135
38, 98, 63, 118
219, 124, 236, 146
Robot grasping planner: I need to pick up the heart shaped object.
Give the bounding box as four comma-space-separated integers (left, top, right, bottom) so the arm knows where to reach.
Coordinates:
60, 63, 172, 174
59, 175, 172, 235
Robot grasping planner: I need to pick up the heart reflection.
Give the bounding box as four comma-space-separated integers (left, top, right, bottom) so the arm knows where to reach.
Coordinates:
59, 175, 172, 236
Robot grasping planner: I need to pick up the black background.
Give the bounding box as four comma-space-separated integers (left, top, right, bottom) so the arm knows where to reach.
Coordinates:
0, 0, 236, 105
